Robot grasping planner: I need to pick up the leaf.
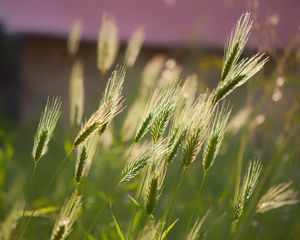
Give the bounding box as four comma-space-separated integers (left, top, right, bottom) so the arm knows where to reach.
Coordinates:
110, 206, 125, 240
24, 206, 58, 217
128, 194, 143, 210
160, 219, 179, 239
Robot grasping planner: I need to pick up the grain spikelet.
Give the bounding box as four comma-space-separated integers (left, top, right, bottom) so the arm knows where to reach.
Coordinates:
232, 158, 262, 222
98, 66, 126, 134
67, 19, 82, 56
143, 157, 167, 215
75, 133, 99, 184
257, 181, 298, 213
120, 141, 168, 183
186, 209, 210, 240
135, 82, 180, 143
202, 104, 231, 172
124, 26, 144, 67
215, 54, 268, 102
221, 12, 252, 81
74, 99, 123, 147
50, 191, 82, 240
69, 60, 84, 127
214, 12, 268, 103
121, 55, 166, 141
97, 13, 119, 74
182, 93, 214, 169
150, 86, 180, 142
32, 97, 62, 162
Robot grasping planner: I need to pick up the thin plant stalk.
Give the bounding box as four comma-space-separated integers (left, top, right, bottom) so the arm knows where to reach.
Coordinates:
126, 165, 150, 240
183, 171, 207, 239
18, 147, 74, 240
230, 221, 238, 240
21, 162, 37, 218
161, 167, 186, 227
233, 127, 248, 206
165, 169, 185, 222
85, 181, 120, 239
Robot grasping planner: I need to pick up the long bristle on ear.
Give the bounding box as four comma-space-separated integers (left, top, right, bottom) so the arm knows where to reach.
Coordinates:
222, 12, 252, 81
215, 12, 269, 104
135, 81, 181, 143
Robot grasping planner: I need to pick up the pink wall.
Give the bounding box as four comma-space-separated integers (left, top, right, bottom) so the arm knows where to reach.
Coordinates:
0, 0, 299, 48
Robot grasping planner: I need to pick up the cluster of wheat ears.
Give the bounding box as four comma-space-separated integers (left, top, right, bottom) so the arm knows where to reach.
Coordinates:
0, 12, 298, 240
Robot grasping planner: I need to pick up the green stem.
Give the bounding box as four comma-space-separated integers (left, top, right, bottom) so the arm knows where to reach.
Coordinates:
230, 221, 238, 240
162, 167, 185, 227
233, 128, 248, 205
85, 181, 120, 239
183, 171, 207, 239
21, 162, 37, 218
127, 165, 149, 240
18, 147, 74, 240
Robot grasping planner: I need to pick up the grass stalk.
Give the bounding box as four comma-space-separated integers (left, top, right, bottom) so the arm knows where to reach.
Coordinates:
21, 162, 37, 218
161, 167, 185, 227
233, 127, 248, 204
126, 165, 149, 240
18, 147, 74, 240
85, 181, 120, 239
183, 171, 207, 239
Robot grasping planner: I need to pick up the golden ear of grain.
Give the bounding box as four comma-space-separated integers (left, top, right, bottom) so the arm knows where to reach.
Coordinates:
67, 19, 82, 56
97, 13, 119, 74
124, 26, 144, 67
69, 60, 84, 128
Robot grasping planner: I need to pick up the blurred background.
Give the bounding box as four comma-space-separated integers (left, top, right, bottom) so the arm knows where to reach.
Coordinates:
0, 0, 300, 122
0, 0, 300, 239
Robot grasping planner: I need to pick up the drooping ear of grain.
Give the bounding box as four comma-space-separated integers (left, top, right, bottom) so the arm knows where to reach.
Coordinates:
74, 99, 123, 147
256, 181, 298, 213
